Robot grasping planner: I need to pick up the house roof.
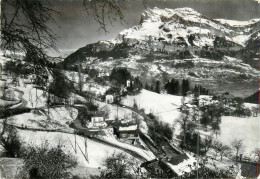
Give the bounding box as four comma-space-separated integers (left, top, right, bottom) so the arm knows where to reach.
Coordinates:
140, 158, 159, 168
119, 125, 138, 131
90, 111, 105, 117
168, 154, 189, 165
164, 153, 197, 176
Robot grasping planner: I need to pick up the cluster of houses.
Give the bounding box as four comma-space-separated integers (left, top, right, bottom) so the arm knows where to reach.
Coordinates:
83, 107, 140, 146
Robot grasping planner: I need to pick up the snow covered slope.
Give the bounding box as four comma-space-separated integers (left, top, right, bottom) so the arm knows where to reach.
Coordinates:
122, 89, 182, 125
17, 130, 140, 168
118, 7, 235, 47
216, 18, 260, 27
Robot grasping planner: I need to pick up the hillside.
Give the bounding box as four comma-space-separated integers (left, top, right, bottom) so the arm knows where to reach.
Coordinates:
62, 7, 259, 97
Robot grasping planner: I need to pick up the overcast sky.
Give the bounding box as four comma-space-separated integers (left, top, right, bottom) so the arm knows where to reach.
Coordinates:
47, 0, 260, 56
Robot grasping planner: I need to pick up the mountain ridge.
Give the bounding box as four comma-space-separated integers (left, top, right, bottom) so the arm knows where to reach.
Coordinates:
61, 7, 259, 97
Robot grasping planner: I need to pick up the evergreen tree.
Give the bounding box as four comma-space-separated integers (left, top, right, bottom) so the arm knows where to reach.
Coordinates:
182, 79, 190, 96
150, 85, 154, 92
155, 81, 160, 94
109, 67, 131, 86
145, 82, 149, 90
165, 78, 180, 95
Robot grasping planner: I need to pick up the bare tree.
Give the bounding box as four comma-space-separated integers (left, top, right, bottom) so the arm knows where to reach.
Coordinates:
97, 152, 144, 178
99, 152, 131, 178
214, 141, 231, 161
1, 0, 58, 89
231, 139, 244, 158
203, 136, 213, 155
83, 0, 126, 33
176, 109, 195, 147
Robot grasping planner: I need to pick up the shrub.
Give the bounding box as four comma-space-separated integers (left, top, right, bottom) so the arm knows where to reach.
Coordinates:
20, 141, 77, 179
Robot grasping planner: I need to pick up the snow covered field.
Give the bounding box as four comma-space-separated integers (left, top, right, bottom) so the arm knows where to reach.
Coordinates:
218, 116, 260, 154
17, 130, 136, 169
7, 107, 77, 130
122, 89, 183, 125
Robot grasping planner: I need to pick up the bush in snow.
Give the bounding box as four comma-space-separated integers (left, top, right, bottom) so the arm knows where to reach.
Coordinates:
0, 125, 23, 158
19, 140, 77, 179
95, 152, 145, 178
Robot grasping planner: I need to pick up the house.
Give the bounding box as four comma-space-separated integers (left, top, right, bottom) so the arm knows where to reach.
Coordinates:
186, 91, 194, 98
118, 125, 139, 143
140, 158, 172, 178
105, 94, 114, 104
89, 111, 107, 128
222, 93, 234, 105
126, 80, 131, 87
141, 153, 197, 178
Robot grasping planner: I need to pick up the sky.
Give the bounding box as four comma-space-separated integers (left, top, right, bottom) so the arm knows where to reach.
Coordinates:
47, 0, 260, 56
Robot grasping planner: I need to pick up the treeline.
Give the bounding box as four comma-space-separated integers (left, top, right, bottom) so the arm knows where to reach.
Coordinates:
244, 91, 259, 104
145, 78, 209, 96
109, 67, 143, 92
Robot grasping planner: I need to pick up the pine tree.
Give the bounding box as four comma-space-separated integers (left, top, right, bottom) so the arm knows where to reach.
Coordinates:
145, 82, 149, 90
182, 79, 190, 96
150, 85, 154, 92
155, 81, 160, 94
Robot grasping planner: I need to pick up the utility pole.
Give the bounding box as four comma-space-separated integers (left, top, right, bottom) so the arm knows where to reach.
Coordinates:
117, 104, 119, 119
85, 137, 88, 163
75, 133, 77, 154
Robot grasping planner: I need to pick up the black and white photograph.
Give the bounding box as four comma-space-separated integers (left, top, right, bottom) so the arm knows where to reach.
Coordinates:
0, 0, 260, 178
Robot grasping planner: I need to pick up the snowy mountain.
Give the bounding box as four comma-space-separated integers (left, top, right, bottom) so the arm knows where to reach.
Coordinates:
62, 7, 259, 96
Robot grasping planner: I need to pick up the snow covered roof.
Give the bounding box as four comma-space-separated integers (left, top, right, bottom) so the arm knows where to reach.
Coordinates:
91, 111, 105, 117
119, 125, 138, 131
165, 153, 197, 176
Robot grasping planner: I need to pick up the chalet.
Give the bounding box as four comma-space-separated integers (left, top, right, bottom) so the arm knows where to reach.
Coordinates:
141, 153, 197, 178
186, 91, 194, 98
126, 80, 130, 87
222, 93, 234, 104
140, 158, 171, 178
126, 79, 134, 87
118, 125, 138, 141
89, 111, 107, 128
105, 94, 114, 104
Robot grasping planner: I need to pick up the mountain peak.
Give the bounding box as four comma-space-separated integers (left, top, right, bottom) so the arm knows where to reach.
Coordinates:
140, 7, 201, 24
118, 7, 227, 47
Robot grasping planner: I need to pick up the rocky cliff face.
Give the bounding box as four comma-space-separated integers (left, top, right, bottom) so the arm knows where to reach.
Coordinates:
62, 7, 260, 97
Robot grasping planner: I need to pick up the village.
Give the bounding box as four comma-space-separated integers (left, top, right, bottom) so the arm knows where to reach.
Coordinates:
1, 1, 260, 178
0, 54, 259, 178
